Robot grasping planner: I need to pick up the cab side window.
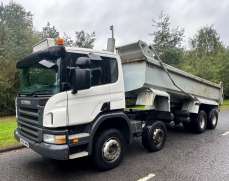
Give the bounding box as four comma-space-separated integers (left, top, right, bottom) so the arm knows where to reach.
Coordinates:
61, 53, 118, 91
90, 56, 118, 86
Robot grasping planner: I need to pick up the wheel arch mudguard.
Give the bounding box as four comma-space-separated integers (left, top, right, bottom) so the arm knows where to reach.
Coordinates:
88, 111, 132, 155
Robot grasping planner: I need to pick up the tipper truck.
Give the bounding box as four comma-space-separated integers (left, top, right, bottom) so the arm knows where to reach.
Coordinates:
14, 38, 223, 170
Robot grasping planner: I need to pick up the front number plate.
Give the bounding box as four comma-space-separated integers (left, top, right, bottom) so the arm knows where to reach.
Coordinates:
20, 138, 29, 148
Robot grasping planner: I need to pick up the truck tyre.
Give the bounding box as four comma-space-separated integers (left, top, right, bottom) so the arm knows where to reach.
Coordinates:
192, 110, 207, 133
207, 109, 219, 129
93, 129, 125, 171
142, 121, 167, 152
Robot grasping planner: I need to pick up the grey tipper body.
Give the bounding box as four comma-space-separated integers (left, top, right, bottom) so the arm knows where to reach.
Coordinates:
117, 41, 222, 104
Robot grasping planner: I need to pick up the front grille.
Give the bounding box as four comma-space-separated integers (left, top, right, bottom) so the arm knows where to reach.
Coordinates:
18, 106, 42, 142
16, 96, 49, 143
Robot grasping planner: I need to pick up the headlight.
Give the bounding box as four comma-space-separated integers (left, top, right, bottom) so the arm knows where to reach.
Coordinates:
43, 134, 66, 144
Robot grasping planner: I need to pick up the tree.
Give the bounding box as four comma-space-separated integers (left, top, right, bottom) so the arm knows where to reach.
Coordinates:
0, 2, 35, 62
74, 30, 96, 48
63, 30, 96, 48
216, 50, 229, 97
0, 2, 40, 115
151, 12, 184, 66
63, 32, 74, 47
180, 27, 227, 96
42, 22, 59, 39
190, 26, 224, 56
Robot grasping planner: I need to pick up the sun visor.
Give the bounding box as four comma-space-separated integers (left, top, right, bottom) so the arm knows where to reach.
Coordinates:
16, 46, 66, 68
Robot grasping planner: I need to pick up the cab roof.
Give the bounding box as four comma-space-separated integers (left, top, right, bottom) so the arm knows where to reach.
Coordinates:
65, 47, 117, 57
17, 46, 117, 68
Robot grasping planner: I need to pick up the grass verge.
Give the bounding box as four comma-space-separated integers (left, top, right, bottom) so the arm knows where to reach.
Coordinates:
0, 116, 20, 149
221, 99, 229, 110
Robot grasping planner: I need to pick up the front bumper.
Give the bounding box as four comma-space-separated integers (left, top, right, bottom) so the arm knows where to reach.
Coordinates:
14, 129, 89, 160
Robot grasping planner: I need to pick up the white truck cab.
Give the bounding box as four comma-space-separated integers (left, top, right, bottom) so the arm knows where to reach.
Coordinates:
42, 46, 125, 128
15, 38, 223, 170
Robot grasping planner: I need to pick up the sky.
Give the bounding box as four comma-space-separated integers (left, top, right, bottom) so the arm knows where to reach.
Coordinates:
3, 0, 229, 50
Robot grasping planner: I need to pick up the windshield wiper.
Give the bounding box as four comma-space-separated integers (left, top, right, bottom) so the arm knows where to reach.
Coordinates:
19, 90, 52, 96
31, 90, 52, 96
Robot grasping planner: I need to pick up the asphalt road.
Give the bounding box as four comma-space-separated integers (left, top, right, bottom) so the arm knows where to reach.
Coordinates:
1, 111, 229, 181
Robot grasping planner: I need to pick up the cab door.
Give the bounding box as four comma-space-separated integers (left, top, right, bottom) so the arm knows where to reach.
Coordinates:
66, 55, 119, 126
67, 84, 111, 126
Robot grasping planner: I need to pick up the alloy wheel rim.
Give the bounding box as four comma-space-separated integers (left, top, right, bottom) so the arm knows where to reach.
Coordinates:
212, 115, 217, 126
102, 138, 121, 162
200, 116, 206, 129
152, 128, 164, 146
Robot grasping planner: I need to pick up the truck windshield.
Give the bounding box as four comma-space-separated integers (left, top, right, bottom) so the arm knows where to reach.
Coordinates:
18, 59, 60, 95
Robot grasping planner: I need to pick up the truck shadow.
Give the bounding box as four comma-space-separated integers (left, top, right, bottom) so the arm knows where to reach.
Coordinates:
24, 139, 147, 179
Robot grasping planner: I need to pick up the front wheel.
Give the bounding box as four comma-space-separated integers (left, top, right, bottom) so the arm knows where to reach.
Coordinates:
93, 129, 125, 171
142, 121, 167, 152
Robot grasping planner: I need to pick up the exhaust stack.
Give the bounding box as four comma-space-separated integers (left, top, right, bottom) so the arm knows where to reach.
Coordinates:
107, 25, 115, 52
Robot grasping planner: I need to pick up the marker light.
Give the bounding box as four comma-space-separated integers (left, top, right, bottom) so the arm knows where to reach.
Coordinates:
55, 38, 64, 46
69, 136, 79, 144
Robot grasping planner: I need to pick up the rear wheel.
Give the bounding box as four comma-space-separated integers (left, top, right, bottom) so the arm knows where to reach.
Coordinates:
207, 109, 219, 129
142, 121, 167, 152
192, 110, 207, 133
93, 129, 125, 171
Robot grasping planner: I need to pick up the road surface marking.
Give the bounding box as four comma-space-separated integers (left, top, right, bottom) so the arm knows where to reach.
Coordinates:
222, 131, 229, 136
137, 173, 155, 181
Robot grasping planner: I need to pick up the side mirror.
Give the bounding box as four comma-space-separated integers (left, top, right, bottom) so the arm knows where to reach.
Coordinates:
76, 57, 91, 68
76, 56, 102, 68
70, 68, 91, 94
